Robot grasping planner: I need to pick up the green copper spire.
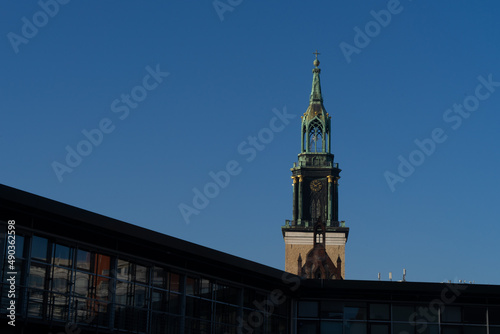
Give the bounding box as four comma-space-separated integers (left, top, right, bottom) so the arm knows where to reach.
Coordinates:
300, 51, 331, 154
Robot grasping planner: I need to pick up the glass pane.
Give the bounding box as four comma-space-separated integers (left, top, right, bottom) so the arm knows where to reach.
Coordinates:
344, 303, 367, 320
186, 276, 198, 295
185, 295, 199, 318
170, 273, 181, 292
216, 284, 239, 305
169, 293, 181, 314
321, 321, 342, 334
135, 285, 147, 308
151, 312, 169, 332
50, 292, 69, 320
115, 281, 131, 305
442, 326, 462, 334
200, 278, 212, 298
74, 298, 92, 323
28, 297, 45, 317
29, 288, 45, 303
320, 301, 343, 319
370, 303, 390, 320
134, 308, 148, 332
394, 323, 415, 334
464, 326, 486, 334
371, 324, 390, 334
243, 288, 256, 308
490, 327, 500, 334
421, 325, 439, 334
298, 301, 318, 318
114, 305, 127, 329
77, 249, 92, 271
152, 266, 167, 288
152, 289, 168, 311
393, 305, 415, 321
442, 306, 462, 322
215, 302, 236, 324
345, 322, 366, 334
298, 320, 318, 334
96, 277, 110, 301
95, 254, 111, 276
490, 307, 500, 325
463, 307, 486, 324
29, 263, 47, 289
53, 244, 72, 267
51, 267, 71, 294
31, 236, 49, 261
74, 272, 93, 297
117, 259, 131, 281
135, 264, 148, 283
95, 301, 110, 327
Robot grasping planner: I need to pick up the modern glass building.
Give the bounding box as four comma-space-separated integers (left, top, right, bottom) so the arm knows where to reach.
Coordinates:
1, 184, 499, 333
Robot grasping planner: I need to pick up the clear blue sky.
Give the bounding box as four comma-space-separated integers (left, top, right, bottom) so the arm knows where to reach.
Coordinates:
2, 1, 500, 284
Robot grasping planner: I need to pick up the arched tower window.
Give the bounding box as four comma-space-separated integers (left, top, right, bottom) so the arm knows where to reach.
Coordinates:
308, 119, 323, 153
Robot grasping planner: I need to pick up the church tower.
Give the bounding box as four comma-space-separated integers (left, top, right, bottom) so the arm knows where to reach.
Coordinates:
282, 53, 349, 279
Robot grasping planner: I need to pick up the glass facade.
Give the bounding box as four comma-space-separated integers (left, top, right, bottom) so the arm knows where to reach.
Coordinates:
296, 300, 499, 334
0, 227, 289, 333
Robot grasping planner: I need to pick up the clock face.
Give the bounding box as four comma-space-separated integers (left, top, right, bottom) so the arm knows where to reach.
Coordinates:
310, 179, 322, 192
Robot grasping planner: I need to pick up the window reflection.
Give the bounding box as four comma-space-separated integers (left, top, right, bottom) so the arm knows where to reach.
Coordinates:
345, 322, 367, 334
169, 293, 181, 314
27, 296, 45, 318
29, 263, 47, 289
77, 249, 91, 271
135, 264, 147, 283
117, 259, 131, 281
31, 236, 49, 261
74, 272, 92, 297
50, 292, 69, 320
135, 285, 147, 308
215, 284, 239, 305
152, 290, 168, 312
51, 267, 71, 294
96, 277, 110, 301
186, 276, 198, 295
344, 304, 367, 320
170, 273, 181, 292
53, 244, 72, 267
152, 266, 167, 288
115, 281, 131, 305
95, 254, 111, 276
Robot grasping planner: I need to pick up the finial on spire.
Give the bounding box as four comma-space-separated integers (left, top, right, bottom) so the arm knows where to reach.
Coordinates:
313, 50, 320, 67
